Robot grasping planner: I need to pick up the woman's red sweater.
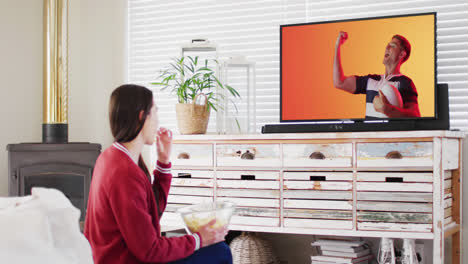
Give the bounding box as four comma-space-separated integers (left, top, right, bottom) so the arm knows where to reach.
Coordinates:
84, 144, 200, 264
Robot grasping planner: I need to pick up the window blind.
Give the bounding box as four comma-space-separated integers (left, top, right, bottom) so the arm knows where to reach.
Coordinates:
128, 0, 468, 132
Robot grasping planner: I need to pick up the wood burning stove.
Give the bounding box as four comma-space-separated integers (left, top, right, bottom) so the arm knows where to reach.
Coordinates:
7, 143, 101, 221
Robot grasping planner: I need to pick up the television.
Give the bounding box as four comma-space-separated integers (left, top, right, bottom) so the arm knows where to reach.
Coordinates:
262, 12, 448, 133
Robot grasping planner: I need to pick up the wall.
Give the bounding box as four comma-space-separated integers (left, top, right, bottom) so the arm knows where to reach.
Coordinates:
0, 0, 43, 196
0, 0, 126, 197
68, 0, 127, 148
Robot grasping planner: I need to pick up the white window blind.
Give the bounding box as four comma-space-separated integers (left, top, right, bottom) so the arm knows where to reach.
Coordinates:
128, 0, 468, 132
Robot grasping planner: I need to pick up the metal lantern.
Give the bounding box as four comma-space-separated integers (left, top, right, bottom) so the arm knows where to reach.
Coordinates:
181, 39, 218, 59
219, 56, 256, 134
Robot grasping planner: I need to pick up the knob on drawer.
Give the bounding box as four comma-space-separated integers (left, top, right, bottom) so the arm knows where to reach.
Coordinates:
177, 152, 190, 159
177, 173, 192, 178
385, 177, 403, 182
309, 151, 325, 159
241, 150, 255, 160
241, 174, 256, 180
309, 176, 326, 181
385, 151, 403, 159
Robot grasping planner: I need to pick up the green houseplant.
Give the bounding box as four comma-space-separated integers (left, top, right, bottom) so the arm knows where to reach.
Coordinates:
152, 56, 240, 134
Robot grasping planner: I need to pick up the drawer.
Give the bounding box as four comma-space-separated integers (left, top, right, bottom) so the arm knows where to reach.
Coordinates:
216, 171, 280, 190
444, 172, 454, 227
284, 219, 353, 230
216, 144, 280, 168
283, 143, 352, 168
357, 172, 433, 232
172, 144, 213, 167
167, 170, 214, 219
283, 172, 353, 230
216, 170, 280, 227
171, 170, 214, 188
356, 142, 433, 170
356, 172, 433, 192
356, 201, 433, 232
283, 172, 353, 191
356, 222, 432, 232
219, 200, 280, 227
230, 215, 280, 227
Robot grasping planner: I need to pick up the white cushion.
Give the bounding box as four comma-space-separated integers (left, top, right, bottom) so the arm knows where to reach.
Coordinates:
0, 187, 93, 264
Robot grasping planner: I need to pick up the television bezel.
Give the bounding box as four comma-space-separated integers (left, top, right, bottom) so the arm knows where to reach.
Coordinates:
279, 12, 438, 123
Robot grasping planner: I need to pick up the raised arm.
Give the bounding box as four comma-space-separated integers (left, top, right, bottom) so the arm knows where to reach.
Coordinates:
333, 31, 356, 93
153, 127, 173, 213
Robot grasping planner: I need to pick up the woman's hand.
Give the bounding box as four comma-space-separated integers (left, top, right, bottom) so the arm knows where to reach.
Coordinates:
156, 127, 172, 164
197, 219, 229, 247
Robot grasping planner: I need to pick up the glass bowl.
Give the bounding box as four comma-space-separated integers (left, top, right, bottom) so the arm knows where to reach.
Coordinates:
177, 201, 235, 234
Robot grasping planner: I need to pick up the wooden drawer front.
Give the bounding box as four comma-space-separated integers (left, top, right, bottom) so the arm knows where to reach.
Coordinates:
216, 144, 280, 168
283, 143, 352, 168
171, 170, 214, 188
444, 172, 454, 227
284, 172, 353, 191
356, 172, 433, 192
443, 139, 459, 170
356, 142, 433, 169
172, 144, 213, 167
166, 170, 214, 215
283, 172, 353, 230
357, 172, 432, 232
162, 169, 214, 228
217, 171, 280, 227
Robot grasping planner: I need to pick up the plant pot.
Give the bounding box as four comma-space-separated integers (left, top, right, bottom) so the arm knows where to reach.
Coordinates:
176, 94, 210, 134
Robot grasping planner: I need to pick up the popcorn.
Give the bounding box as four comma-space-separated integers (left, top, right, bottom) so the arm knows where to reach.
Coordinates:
183, 214, 227, 233
178, 201, 234, 234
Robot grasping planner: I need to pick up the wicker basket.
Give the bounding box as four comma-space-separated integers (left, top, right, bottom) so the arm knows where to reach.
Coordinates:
175, 94, 210, 134
230, 232, 281, 264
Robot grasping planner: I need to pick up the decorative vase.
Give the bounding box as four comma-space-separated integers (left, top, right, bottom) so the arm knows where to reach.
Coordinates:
175, 94, 210, 134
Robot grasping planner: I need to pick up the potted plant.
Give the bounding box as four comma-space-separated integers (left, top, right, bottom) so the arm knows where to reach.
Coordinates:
152, 56, 240, 134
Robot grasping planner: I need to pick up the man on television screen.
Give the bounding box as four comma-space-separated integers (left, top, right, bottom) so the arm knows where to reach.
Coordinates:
332, 32, 421, 118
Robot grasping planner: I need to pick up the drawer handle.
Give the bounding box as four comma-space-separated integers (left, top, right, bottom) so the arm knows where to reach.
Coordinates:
309, 151, 326, 159
310, 176, 326, 181
385, 177, 403, 182
241, 175, 256, 180
178, 173, 192, 178
385, 151, 403, 159
241, 150, 255, 160
177, 152, 190, 159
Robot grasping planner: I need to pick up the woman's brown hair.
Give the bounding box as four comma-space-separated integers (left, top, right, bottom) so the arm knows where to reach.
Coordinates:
109, 84, 153, 179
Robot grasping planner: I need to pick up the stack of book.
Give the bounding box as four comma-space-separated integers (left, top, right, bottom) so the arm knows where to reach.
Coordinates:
311, 238, 373, 264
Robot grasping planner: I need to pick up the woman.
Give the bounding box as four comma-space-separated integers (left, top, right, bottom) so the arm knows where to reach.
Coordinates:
84, 84, 232, 264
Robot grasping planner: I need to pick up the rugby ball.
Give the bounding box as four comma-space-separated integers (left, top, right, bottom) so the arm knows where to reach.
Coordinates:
380, 82, 403, 108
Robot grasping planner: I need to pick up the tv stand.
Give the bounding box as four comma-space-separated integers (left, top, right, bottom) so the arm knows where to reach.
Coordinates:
161, 130, 464, 263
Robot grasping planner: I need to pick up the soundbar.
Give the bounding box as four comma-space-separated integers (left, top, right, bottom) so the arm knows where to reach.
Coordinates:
262, 121, 416, 133
262, 84, 449, 134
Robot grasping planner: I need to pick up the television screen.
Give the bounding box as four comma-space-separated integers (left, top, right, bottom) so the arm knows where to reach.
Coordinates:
281, 13, 436, 122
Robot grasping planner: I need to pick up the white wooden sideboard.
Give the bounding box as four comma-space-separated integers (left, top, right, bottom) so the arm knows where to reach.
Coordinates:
159, 130, 464, 263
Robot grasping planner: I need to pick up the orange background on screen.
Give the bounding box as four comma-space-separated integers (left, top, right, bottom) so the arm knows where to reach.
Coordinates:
281, 14, 435, 120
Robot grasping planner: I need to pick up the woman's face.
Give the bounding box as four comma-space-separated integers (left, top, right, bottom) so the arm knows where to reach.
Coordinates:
141, 102, 159, 145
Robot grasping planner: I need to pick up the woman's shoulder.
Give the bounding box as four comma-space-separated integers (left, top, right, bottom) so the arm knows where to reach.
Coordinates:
96, 146, 146, 183
96, 146, 130, 169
